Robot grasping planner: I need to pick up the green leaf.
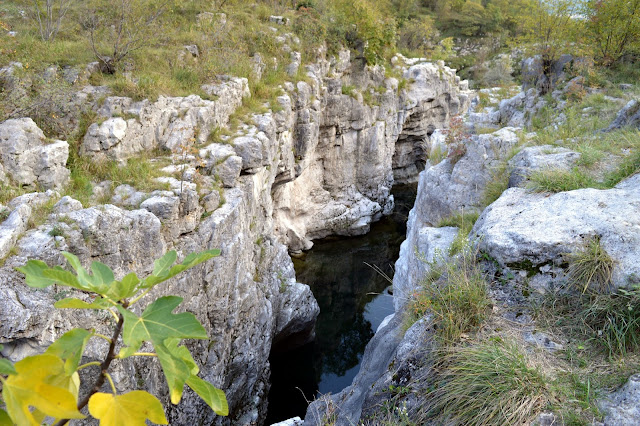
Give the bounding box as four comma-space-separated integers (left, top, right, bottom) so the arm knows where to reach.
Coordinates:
117, 296, 208, 403
0, 358, 16, 375
91, 261, 115, 286
0, 409, 12, 426
155, 344, 192, 404
165, 338, 199, 375
186, 375, 228, 416
61, 252, 110, 294
118, 296, 208, 345
54, 297, 111, 309
140, 249, 220, 289
106, 272, 140, 301
2, 354, 85, 425
16, 260, 62, 288
152, 251, 177, 277
42, 269, 85, 291
46, 328, 92, 374
88, 391, 168, 426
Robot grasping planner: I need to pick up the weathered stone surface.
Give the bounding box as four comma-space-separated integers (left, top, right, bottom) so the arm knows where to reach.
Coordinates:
0, 118, 70, 189
82, 78, 249, 160
0, 204, 31, 259
507, 145, 581, 188
605, 99, 640, 132
599, 373, 640, 426
472, 174, 640, 290
393, 215, 457, 309
53, 196, 83, 214
408, 127, 519, 227
273, 60, 471, 251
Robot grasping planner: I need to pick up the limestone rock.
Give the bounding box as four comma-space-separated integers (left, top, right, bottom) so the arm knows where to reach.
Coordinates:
408, 127, 519, 227
81, 78, 249, 161
605, 99, 640, 132
507, 145, 581, 188
472, 174, 640, 290
0, 118, 70, 189
599, 373, 640, 425
53, 196, 83, 214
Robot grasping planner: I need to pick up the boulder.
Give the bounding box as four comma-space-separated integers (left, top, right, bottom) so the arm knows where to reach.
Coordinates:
408, 127, 519, 227
0, 118, 70, 189
507, 145, 581, 188
605, 99, 640, 132
472, 174, 640, 290
599, 373, 640, 425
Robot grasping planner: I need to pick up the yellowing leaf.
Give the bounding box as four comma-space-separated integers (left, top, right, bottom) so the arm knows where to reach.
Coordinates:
88, 391, 168, 426
2, 354, 84, 425
186, 375, 228, 416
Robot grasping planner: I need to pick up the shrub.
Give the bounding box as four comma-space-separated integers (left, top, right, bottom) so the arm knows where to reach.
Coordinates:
1, 249, 228, 425
426, 340, 548, 426
443, 115, 471, 163
565, 235, 615, 294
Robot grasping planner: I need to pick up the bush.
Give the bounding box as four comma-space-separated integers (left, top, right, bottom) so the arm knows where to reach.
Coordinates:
0, 250, 228, 425
426, 340, 548, 426
444, 115, 471, 163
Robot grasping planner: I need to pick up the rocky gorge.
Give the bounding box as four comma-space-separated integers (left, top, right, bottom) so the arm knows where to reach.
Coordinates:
0, 43, 471, 425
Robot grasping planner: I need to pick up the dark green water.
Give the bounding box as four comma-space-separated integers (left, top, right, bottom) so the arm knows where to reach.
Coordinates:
265, 185, 416, 424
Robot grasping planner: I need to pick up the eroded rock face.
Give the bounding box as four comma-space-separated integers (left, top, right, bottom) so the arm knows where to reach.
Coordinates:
472, 174, 640, 290
407, 127, 520, 228
0, 118, 70, 189
81, 78, 249, 161
273, 58, 471, 252
0, 50, 469, 425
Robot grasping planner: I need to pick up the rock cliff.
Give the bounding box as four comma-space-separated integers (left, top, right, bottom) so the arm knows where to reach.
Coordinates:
0, 50, 470, 424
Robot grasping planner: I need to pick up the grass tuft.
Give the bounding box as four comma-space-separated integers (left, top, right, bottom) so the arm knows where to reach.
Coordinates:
407, 246, 489, 344
426, 340, 548, 426
437, 211, 479, 256
565, 235, 615, 294
527, 168, 600, 193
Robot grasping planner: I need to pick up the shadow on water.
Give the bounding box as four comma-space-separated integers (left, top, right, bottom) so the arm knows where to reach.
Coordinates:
265, 184, 417, 424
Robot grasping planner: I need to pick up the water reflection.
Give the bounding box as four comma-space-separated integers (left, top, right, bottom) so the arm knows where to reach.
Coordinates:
265, 185, 415, 424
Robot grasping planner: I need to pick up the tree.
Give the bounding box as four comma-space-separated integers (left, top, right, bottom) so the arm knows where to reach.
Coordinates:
84, 0, 168, 74
520, 0, 581, 93
0, 249, 228, 425
30, 0, 76, 42
584, 0, 640, 66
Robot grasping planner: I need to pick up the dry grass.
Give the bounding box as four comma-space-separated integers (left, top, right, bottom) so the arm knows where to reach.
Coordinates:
424, 339, 548, 426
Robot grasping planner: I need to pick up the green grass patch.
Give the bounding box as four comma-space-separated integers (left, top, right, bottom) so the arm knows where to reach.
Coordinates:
437, 211, 480, 256
407, 247, 489, 344
527, 168, 600, 193
564, 235, 615, 294
425, 340, 548, 426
